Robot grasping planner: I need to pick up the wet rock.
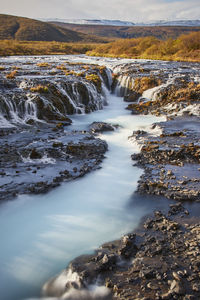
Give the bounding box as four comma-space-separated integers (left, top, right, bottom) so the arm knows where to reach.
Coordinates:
124, 91, 141, 102
169, 279, 185, 295
99, 254, 117, 271
30, 148, 42, 159
89, 122, 115, 133
66, 140, 108, 158
0, 127, 108, 201
42, 205, 200, 300
118, 234, 137, 258
168, 203, 184, 216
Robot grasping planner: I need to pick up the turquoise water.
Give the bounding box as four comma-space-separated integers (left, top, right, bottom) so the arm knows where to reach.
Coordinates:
0, 89, 165, 300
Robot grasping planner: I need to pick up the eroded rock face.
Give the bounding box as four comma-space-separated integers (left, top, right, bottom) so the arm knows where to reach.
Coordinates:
0, 59, 112, 127
133, 76, 162, 94
124, 91, 141, 102
127, 79, 200, 117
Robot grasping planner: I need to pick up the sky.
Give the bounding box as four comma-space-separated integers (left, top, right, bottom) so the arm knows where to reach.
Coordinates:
0, 0, 199, 22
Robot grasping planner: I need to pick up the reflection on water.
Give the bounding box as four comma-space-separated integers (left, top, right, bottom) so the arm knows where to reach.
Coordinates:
0, 91, 166, 300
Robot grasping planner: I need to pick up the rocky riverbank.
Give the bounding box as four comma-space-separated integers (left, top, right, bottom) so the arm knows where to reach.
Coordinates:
0, 122, 112, 202
42, 203, 200, 300
125, 61, 200, 202
131, 116, 200, 202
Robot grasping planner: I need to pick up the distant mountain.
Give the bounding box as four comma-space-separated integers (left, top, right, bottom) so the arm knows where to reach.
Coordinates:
137, 20, 200, 27
50, 22, 200, 40
44, 18, 200, 27
44, 18, 135, 27
0, 14, 105, 43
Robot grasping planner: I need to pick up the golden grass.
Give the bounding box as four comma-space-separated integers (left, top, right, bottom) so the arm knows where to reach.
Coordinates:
0, 40, 97, 56
0, 32, 199, 62
37, 62, 50, 67
86, 32, 200, 62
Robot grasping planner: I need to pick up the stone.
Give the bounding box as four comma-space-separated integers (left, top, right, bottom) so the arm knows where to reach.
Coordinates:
30, 148, 42, 159
89, 122, 114, 133
124, 91, 141, 102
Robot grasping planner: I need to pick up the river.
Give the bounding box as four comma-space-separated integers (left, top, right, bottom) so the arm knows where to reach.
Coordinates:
0, 78, 168, 300
1, 55, 199, 300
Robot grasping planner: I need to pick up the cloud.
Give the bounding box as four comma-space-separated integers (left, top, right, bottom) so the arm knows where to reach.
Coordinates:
0, 0, 199, 21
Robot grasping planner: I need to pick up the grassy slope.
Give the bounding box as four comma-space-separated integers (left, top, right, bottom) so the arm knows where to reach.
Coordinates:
0, 14, 105, 43
86, 32, 200, 62
0, 40, 99, 56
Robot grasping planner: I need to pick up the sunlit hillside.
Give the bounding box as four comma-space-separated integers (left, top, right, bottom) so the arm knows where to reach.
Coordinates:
86, 32, 200, 62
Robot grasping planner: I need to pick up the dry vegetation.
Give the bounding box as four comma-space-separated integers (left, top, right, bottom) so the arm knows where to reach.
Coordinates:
86, 32, 200, 62
0, 32, 199, 62
30, 85, 49, 93
6, 70, 18, 79
0, 40, 96, 56
134, 76, 162, 93
85, 74, 102, 91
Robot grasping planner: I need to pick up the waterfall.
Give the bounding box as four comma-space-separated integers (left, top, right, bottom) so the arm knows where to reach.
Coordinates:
24, 96, 39, 121
139, 77, 178, 103
0, 65, 111, 127
115, 75, 135, 96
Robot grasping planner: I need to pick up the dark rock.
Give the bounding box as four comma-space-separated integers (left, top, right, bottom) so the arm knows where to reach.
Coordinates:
89, 122, 115, 133
124, 91, 141, 102
30, 148, 42, 159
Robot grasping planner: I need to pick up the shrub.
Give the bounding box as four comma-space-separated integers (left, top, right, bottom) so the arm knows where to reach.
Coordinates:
134, 76, 162, 93
56, 64, 67, 71
6, 70, 17, 79
36, 62, 50, 67
30, 85, 48, 93
65, 70, 77, 76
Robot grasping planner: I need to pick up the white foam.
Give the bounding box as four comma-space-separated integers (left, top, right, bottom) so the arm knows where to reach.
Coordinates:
21, 154, 56, 164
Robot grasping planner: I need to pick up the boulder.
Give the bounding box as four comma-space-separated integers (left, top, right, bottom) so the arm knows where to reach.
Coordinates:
89, 122, 115, 133
124, 91, 141, 102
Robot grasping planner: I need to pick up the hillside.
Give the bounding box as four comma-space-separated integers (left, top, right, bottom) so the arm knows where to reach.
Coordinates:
0, 14, 105, 43
51, 22, 200, 40
86, 31, 200, 62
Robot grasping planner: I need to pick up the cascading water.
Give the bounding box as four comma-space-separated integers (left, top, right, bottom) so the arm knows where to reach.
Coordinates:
0, 63, 111, 127
115, 74, 135, 96
139, 76, 177, 102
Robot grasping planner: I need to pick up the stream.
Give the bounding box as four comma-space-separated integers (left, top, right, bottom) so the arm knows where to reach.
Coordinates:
0, 86, 167, 300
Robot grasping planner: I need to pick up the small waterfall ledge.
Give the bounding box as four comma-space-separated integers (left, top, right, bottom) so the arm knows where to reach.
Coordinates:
0, 61, 112, 128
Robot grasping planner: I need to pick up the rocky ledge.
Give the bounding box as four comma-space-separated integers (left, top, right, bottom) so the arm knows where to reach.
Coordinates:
43, 203, 200, 300
126, 78, 200, 117
131, 116, 200, 202
0, 123, 108, 202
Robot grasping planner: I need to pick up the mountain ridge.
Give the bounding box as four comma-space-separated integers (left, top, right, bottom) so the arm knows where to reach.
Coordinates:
44, 18, 200, 27
0, 14, 106, 43
50, 22, 200, 40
